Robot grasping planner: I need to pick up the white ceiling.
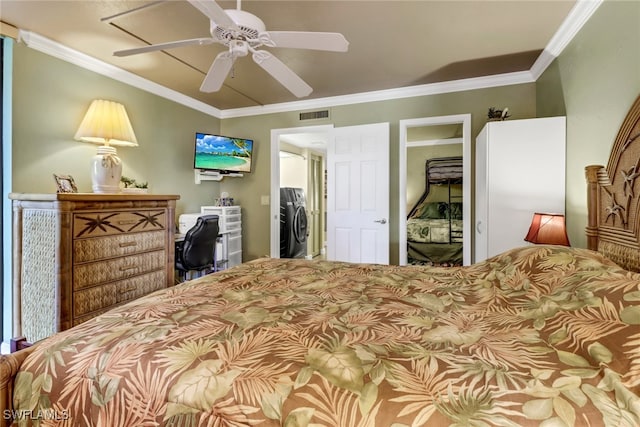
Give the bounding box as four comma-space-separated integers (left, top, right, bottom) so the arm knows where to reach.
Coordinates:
1, 0, 582, 112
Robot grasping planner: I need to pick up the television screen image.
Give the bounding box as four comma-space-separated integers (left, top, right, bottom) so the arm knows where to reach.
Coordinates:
194, 133, 254, 173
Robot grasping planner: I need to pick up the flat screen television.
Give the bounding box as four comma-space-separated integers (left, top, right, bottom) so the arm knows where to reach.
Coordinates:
194, 133, 254, 174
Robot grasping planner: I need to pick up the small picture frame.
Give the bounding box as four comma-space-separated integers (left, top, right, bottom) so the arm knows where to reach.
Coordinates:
54, 174, 78, 193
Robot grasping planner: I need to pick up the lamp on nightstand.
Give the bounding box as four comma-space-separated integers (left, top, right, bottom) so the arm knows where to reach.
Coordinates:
524, 212, 570, 246
74, 99, 138, 193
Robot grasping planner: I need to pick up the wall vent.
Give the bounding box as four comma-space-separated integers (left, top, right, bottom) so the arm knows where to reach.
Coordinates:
299, 109, 330, 121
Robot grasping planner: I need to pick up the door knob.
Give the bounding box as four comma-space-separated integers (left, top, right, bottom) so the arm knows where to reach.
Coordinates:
374, 218, 387, 224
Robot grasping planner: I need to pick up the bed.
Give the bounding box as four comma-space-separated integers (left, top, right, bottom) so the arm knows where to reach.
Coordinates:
2, 246, 640, 427
407, 157, 463, 266
2, 98, 640, 426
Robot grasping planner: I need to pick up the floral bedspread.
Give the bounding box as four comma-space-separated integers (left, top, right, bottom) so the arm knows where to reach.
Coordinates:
11, 245, 640, 426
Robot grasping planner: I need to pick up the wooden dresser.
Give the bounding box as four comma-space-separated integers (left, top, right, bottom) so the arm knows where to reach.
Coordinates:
10, 193, 180, 345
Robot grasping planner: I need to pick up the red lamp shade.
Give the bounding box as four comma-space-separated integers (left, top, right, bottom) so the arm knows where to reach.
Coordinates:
524, 213, 570, 246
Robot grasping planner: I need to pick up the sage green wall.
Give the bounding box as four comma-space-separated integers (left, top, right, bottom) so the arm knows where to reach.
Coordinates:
12, 43, 222, 218
537, 0, 640, 248
24, 27, 615, 265
220, 84, 537, 263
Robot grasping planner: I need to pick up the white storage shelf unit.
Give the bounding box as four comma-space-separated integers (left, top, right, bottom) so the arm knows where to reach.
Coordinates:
201, 206, 242, 269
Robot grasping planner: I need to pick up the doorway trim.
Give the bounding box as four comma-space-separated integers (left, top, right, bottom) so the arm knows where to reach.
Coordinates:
270, 124, 334, 258
307, 153, 323, 258
399, 114, 471, 265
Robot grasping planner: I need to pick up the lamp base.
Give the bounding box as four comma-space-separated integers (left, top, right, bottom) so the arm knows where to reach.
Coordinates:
91, 146, 122, 193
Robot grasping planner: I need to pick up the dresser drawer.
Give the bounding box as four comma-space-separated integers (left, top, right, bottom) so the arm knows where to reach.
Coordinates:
73, 250, 165, 290
73, 210, 167, 238
11, 193, 178, 343
74, 230, 166, 263
73, 270, 166, 319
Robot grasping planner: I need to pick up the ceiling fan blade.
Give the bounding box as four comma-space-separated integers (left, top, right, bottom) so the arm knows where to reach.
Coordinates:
266, 31, 349, 52
200, 51, 236, 92
114, 38, 215, 57
186, 0, 239, 31
252, 50, 312, 98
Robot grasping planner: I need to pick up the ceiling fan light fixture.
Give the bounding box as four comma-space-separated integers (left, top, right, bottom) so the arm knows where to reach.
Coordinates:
230, 40, 249, 57
115, 0, 348, 98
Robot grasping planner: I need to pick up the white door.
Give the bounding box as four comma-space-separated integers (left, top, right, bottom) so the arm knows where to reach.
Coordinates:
327, 123, 389, 264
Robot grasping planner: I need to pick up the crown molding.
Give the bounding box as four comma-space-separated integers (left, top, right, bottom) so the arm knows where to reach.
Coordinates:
18, 30, 222, 118
220, 71, 535, 119
530, 0, 603, 79
17, 0, 602, 119
547, 0, 603, 57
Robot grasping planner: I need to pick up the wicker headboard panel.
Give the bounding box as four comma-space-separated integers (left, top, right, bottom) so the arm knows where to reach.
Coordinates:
586, 94, 640, 271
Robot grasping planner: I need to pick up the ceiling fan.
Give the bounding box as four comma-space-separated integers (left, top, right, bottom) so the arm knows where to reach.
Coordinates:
113, 0, 349, 98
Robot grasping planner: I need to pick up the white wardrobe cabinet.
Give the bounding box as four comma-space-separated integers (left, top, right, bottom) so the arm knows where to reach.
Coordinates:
474, 117, 566, 263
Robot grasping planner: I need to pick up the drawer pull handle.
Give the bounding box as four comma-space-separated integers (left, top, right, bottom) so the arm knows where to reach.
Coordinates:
117, 220, 137, 225
119, 242, 137, 248
120, 286, 136, 294
120, 266, 137, 272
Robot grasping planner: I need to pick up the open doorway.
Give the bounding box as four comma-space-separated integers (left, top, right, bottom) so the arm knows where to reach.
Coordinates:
270, 125, 332, 259
399, 114, 471, 266
272, 122, 391, 264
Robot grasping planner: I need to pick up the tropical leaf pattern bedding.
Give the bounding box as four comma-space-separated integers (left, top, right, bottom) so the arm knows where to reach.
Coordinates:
11, 245, 640, 426
407, 218, 463, 243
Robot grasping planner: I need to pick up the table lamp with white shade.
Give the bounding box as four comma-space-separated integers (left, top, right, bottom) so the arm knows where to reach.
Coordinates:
74, 99, 138, 193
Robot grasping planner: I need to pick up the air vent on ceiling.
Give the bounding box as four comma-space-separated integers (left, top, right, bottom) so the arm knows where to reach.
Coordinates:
299, 109, 330, 121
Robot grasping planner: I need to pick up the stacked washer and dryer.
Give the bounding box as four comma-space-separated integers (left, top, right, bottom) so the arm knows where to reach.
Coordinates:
280, 187, 308, 258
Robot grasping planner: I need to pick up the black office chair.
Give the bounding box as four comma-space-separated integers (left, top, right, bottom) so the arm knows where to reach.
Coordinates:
175, 214, 219, 283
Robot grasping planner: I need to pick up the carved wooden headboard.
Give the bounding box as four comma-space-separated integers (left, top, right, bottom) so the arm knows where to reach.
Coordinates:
586, 94, 640, 271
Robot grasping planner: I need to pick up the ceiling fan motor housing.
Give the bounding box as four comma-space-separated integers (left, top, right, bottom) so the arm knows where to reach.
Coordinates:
211, 9, 266, 42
